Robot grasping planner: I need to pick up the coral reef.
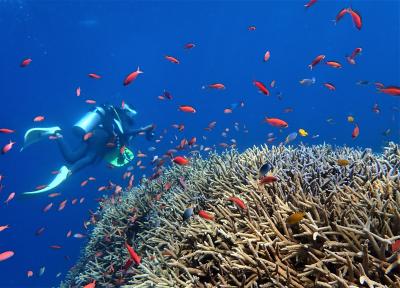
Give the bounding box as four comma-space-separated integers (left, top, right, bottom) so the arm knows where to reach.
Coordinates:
61, 143, 400, 288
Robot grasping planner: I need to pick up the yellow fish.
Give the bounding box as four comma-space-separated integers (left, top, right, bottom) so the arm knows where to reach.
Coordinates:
347, 115, 354, 123
337, 159, 350, 166
298, 129, 308, 137
286, 211, 306, 225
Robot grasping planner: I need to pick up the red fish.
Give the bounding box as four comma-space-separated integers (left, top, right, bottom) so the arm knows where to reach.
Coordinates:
0, 251, 14, 262
184, 43, 195, 49
227, 197, 246, 210
253, 80, 270, 96
58, 200, 67, 211
259, 175, 278, 184
224, 108, 232, 114
264, 51, 271, 62
264, 117, 288, 128
125, 242, 141, 265
0, 225, 9, 232
165, 55, 179, 64
123, 67, 143, 86
27, 271, 33, 277
198, 210, 214, 221
378, 86, 400, 96
323, 82, 336, 91
334, 8, 348, 24
304, 0, 317, 8
352, 124, 359, 139
348, 47, 362, 60
248, 26, 256, 31
85, 99, 96, 104
76, 87, 81, 97
308, 54, 325, 70
49, 245, 62, 249
88, 73, 101, 79
20, 58, 32, 67
0, 129, 15, 134
2, 141, 16, 154
81, 180, 89, 187
392, 239, 400, 253
347, 8, 362, 30
33, 116, 45, 122
179, 105, 196, 113
173, 156, 189, 165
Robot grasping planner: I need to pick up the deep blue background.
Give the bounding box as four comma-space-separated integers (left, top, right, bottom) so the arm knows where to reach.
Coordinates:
0, 1, 399, 287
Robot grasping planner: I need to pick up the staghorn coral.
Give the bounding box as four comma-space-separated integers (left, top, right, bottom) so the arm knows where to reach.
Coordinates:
61, 142, 400, 288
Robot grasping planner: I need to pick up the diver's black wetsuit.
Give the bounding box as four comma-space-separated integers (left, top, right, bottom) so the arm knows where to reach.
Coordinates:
55, 105, 153, 174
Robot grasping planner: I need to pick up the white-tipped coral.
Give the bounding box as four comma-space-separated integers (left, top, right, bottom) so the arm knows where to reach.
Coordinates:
61, 142, 400, 287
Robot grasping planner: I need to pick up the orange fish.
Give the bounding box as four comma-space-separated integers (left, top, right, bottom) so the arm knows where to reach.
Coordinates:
165, 55, 179, 64
125, 242, 141, 265
173, 156, 189, 165
198, 210, 214, 221
58, 200, 67, 211
123, 67, 143, 86
88, 73, 101, 79
48, 192, 61, 198
83, 280, 96, 288
20, 58, 32, 67
248, 25, 256, 31
0, 225, 9, 232
71, 198, 78, 205
204, 83, 225, 90
88, 177, 96, 181
264, 117, 288, 128
0, 251, 14, 262
76, 87, 81, 96
347, 8, 362, 30
0, 128, 15, 134
286, 212, 306, 225
49, 245, 62, 249
179, 105, 196, 113
264, 50, 271, 62
325, 61, 341, 68
2, 141, 16, 154
323, 82, 336, 91
27, 270, 33, 277
83, 132, 93, 141
308, 54, 325, 70
4, 192, 15, 204
227, 197, 246, 210
224, 108, 233, 114
85, 99, 96, 104
66, 230, 72, 237
188, 137, 196, 146
81, 180, 89, 187
352, 124, 359, 139
33, 116, 45, 122
253, 80, 270, 96
43, 203, 53, 213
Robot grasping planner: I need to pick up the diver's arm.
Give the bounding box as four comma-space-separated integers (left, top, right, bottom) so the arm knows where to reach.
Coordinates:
125, 124, 155, 139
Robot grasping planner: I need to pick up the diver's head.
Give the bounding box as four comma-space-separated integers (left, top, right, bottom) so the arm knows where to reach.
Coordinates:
122, 103, 137, 126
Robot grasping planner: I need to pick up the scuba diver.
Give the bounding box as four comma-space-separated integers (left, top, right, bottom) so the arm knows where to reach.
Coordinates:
20, 102, 155, 195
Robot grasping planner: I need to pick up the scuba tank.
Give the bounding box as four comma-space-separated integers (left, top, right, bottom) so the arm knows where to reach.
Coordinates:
73, 106, 106, 136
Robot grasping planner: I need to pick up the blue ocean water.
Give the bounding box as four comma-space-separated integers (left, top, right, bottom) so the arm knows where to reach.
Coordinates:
0, 1, 399, 287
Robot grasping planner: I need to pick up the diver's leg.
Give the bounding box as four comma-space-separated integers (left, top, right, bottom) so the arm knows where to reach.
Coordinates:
56, 137, 88, 163
69, 150, 97, 174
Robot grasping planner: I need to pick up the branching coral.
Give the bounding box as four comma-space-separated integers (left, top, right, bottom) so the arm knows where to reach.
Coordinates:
61, 142, 400, 288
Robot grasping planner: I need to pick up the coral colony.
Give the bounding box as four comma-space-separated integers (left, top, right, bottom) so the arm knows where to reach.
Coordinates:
62, 143, 400, 287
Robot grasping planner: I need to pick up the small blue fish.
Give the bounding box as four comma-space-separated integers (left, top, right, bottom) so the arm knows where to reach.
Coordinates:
259, 162, 272, 177
285, 132, 298, 144
182, 206, 194, 221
